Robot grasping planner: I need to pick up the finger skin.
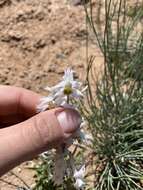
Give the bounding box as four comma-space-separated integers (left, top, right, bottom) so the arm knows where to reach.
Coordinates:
0, 107, 80, 176
0, 85, 41, 117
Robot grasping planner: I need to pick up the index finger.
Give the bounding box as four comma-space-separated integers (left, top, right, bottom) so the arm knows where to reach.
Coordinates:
0, 85, 41, 117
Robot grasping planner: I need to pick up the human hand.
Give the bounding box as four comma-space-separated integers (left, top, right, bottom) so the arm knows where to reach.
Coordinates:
0, 86, 81, 176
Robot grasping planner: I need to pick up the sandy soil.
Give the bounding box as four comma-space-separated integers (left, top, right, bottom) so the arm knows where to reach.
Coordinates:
0, 0, 104, 189
0, 0, 102, 91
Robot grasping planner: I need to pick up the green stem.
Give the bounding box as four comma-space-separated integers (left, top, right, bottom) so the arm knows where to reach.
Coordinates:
67, 95, 70, 104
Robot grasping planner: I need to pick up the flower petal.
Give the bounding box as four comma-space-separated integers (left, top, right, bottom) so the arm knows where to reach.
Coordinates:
72, 81, 82, 88
63, 68, 74, 82
74, 165, 85, 179
37, 96, 54, 112
74, 178, 85, 189
45, 81, 66, 92
81, 85, 88, 93
72, 89, 84, 98
55, 96, 68, 107
80, 121, 88, 128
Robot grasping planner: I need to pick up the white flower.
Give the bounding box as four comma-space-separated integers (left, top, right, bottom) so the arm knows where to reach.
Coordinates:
46, 68, 83, 97
74, 121, 87, 139
37, 67, 87, 188
73, 120, 93, 145
74, 165, 85, 189
37, 68, 86, 112
37, 96, 54, 112
74, 165, 85, 179
80, 121, 88, 128
84, 133, 93, 141
74, 178, 85, 189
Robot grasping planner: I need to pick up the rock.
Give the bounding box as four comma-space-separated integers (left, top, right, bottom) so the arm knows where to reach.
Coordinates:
34, 39, 46, 49
73, 72, 79, 79
47, 64, 56, 72
8, 31, 23, 41
17, 167, 22, 173
0, 0, 11, 7
56, 68, 64, 75
70, 0, 89, 6
51, 36, 56, 44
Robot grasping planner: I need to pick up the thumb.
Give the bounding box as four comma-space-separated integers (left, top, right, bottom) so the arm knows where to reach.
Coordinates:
0, 108, 81, 175
22, 107, 82, 151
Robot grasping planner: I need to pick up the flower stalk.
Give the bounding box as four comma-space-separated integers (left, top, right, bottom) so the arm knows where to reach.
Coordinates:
37, 68, 88, 189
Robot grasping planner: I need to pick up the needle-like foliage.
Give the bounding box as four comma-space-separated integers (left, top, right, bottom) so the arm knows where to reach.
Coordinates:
82, 0, 143, 189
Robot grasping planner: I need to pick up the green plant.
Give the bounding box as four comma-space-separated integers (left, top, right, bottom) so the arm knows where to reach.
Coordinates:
33, 153, 83, 190
81, 0, 143, 189
33, 154, 56, 190
126, 3, 143, 18
33, 1, 143, 189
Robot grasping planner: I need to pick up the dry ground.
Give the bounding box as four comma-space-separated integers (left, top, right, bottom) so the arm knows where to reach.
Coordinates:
0, 0, 104, 189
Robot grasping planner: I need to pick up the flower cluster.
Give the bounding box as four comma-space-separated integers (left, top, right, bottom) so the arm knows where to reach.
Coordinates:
74, 165, 85, 189
37, 68, 87, 189
37, 68, 86, 112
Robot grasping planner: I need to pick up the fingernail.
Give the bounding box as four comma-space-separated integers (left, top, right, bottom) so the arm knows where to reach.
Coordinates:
56, 109, 81, 133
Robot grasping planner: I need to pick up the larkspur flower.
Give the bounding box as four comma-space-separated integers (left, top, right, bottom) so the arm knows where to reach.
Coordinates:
37, 68, 86, 112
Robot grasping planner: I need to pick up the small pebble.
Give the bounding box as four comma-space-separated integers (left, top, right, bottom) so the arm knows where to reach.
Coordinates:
17, 167, 22, 173
70, 0, 88, 6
